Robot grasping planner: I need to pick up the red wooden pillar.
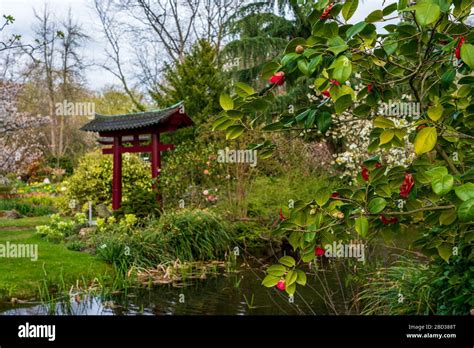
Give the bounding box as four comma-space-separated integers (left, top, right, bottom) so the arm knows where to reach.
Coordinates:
151, 133, 162, 204
112, 136, 122, 210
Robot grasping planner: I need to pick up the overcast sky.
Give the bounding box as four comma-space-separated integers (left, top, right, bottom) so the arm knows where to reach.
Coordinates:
0, 0, 391, 91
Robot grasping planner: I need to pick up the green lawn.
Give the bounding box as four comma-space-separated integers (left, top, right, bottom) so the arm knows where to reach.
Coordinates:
0, 217, 112, 300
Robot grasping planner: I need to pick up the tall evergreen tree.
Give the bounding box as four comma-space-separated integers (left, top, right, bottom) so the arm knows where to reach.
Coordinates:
152, 39, 225, 135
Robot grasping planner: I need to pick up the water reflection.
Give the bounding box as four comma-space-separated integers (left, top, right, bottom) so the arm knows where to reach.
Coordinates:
0, 264, 348, 315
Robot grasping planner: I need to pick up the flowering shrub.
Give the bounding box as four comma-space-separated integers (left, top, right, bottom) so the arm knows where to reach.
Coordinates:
0, 81, 50, 176
157, 140, 228, 207
216, 0, 474, 313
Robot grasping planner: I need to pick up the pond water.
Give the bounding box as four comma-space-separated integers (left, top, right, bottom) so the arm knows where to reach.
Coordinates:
0, 261, 350, 315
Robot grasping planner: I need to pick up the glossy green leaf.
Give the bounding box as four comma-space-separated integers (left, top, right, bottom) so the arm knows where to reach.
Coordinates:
374, 116, 395, 128
432, 174, 453, 196
365, 10, 383, 23
346, 21, 367, 39
267, 264, 287, 277
437, 243, 452, 263
335, 94, 353, 114
379, 129, 395, 145
295, 269, 307, 286
458, 198, 474, 222
406, 3, 441, 26
460, 44, 474, 69
454, 183, 474, 202
355, 216, 368, 237
262, 274, 280, 287
414, 127, 437, 155
219, 93, 234, 110
315, 187, 331, 206
368, 197, 387, 213
427, 104, 444, 121
439, 209, 457, 225
225, 125, 245, 140
331, 55, 352, 82
342, 0, 358, 21
316, 112, 332, 133
235, 82, 255, 96
285, 270, 298, 286
279, 255, 296, 267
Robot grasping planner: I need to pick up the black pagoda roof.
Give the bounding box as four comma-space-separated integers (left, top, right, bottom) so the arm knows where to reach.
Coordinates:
80, 102, 192, 133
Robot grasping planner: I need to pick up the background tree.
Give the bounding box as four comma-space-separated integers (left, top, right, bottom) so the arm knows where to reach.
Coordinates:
152, 39, 225, 136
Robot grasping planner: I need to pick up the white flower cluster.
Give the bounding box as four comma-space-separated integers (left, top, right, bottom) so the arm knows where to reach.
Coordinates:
306, 82, 418, 181
328, 112, 373, 180
329, 111, 417, 181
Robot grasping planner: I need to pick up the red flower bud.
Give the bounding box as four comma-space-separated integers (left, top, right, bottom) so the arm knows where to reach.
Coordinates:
331, 192, 340, 198
361, 167, 369, 181
375, 162, 382, 169
380, 215, 398, 225
279, 208, 286, 221
276, 280, 286, 291
322, 89, 331, 98
315, 246, 325, 256
399, 173, 414, 199
320, 2, 334, 20
367, 84, 373, 93
269, 71, 285, 86
455, 36, 465, 60
330, 79, 341, 87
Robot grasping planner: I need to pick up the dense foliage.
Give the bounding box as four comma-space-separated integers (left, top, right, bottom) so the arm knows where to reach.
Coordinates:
56, 151, 152, 214
217, 0, 473, 313
93, 209, 234, 267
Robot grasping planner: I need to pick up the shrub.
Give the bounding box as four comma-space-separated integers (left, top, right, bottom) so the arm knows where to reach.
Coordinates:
66, 239, 87, 252
35, 213, 87, 243
242, 168, 340, 220
56, 151, 152, 215
114, 188, 161, 218
0, 197, 56, 216
158, 140, 228, 208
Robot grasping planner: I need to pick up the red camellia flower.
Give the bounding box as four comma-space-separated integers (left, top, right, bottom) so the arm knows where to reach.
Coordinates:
367, 84, 373, 93
375, 162, 382, 169
330, 79, 341, 87
320, 2, 334, 20
380, 215, 398, 225
400, 173, 414, 198
315, 246, 325, 256
455, 36, 465, 60
276, 280, 286, 291
322, 89, 331, 98
361, 167, 369, 181
269, 71, 285, 85
331, 192, 340, 198
279, 208, 286, 221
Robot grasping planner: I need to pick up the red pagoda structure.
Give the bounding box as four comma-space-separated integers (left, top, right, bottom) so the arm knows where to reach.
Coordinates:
81, 102, 193, 210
